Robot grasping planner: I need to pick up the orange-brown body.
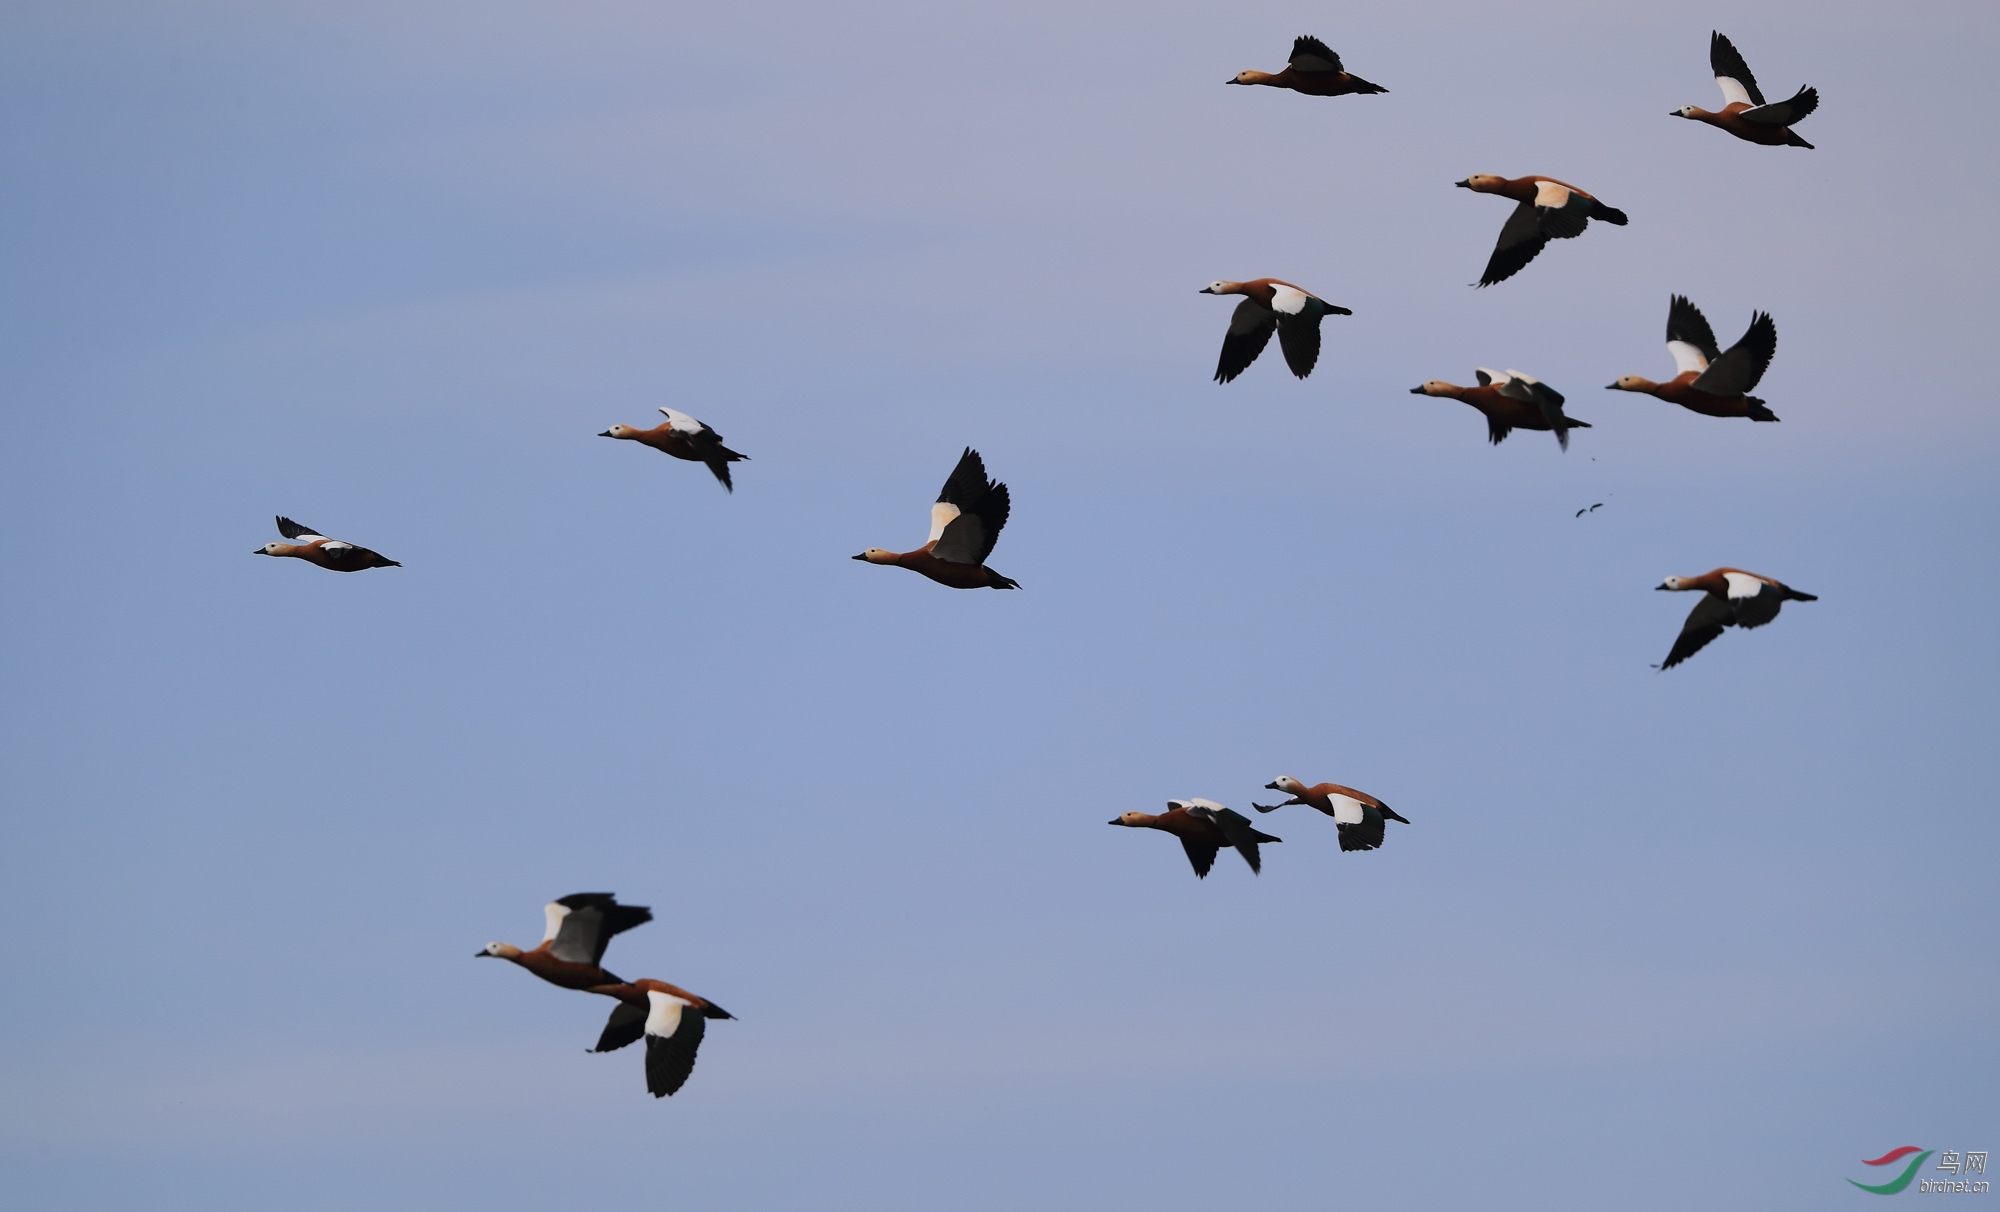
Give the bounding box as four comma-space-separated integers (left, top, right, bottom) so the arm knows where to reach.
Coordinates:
1616, 372, 1765, 419
1676, 105, 1808, 147
611, 421, 708, 463
1421, 384, 1566, 432
597, 978, 732, 1018
496, 945, 622, 992
257, 540, 400, 572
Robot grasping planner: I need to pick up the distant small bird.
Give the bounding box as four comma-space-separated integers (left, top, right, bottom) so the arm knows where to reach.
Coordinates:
1109, 799, 1280, 877
1672, 32, 1817, 148
1575, 503, 1604, 517
1608, 295, 1779, 421
477, 893, 653, 991
1253, 777, 1409, 852
1654, 568, 1818, 669
854, 447, 1019, 589
588, 978, 736, 1098
600, 407, 748, 491
1410, 368, 1591, 450
1200, 279, 1352, 383
1227, 36, 1387, 97
254, 516, 400, 571
1456, 175, 1628, 287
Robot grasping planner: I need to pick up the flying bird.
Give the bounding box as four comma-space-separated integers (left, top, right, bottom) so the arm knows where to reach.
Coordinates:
1455, 175, 1628, 287
476, 893, 654, 991
1253, 777, 1409, 852
1608, 295, 1779, 421
600, 407, 749, 491
477, 894, 733, 1098
1576, 503, 1604, 517
1109, 799, 1280, 878
1654, 568, 1818, 669
853, 447, 1019, 589
1672, 31, 1817, 148
1409, 368, 1591, 450
1200, 279, 1352, 383
254, 516, 401, 571
1227, 35, 1387, 96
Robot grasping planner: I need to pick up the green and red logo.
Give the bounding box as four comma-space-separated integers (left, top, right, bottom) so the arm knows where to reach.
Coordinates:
1850, 1148, 1934, 1195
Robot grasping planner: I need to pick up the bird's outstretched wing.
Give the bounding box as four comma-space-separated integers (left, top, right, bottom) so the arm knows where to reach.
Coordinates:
1479, 202, 1548, 286
1691, 312, 1776, 396
1741, 85, 1817, 126
930, 448, 1009, 565
1179, 837, 1220, 879
1215, 297, 1277, 382
593, 1000, 648, 1053
1666, 295, 1721, 373
1335, 803, 1386, 852
1288, 35, 1342, 73
1722, 572, 1786, 629
643, 995, 708, 1097
1662, 593, 1735, 669
546, 893, 653, 966
1709, 31, 1767, 107
275, 516, 327, 542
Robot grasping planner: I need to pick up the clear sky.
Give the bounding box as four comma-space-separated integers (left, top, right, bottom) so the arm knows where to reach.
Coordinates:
2, 1, 1996, 1208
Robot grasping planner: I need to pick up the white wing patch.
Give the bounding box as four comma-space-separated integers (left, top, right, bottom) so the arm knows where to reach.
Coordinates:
319, 540, 354, 551
1532, 180, 1572, 209
658, 407, 705, 434
1493, 370, 1537, 403
541, 902, 570, 944
927, 501, 960, 545
1722, 572, 1765, 599
1716, 75, 1755, 108
1475, 367, 1510, 389
1267, 284, 1311, 315
1666, 341, 1711, 376
1325, 795, 1367, 825
644, 990, 690, 1039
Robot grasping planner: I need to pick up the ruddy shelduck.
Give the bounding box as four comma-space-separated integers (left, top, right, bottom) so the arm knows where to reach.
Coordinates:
479, 893, 733, 1097
1109, 799, 1280, 878
854, 447, 1019, 590
600, 407, 748, 491
1673, 32, 1817, 149
477, 893, 653, 991
1410, 368, 1591, 450
1456, 175, 1628, 287
1227, 36, 1387, 97
254, 516, 401, 572
1654, 569, 1817, 670
1199, 279, 1352, 383
1254, 777, 1410, 852
1608, 295, 1779, 421
589, 978, 736, 1098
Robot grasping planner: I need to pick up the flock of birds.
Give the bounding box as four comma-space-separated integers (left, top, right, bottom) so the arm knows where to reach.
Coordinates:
253, 31, 1824, 1098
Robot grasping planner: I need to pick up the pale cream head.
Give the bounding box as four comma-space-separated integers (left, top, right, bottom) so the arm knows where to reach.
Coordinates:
479, 941, 523, 959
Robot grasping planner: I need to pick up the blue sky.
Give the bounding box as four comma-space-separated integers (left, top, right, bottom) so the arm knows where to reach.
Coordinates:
2, 1, 1995, 1208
